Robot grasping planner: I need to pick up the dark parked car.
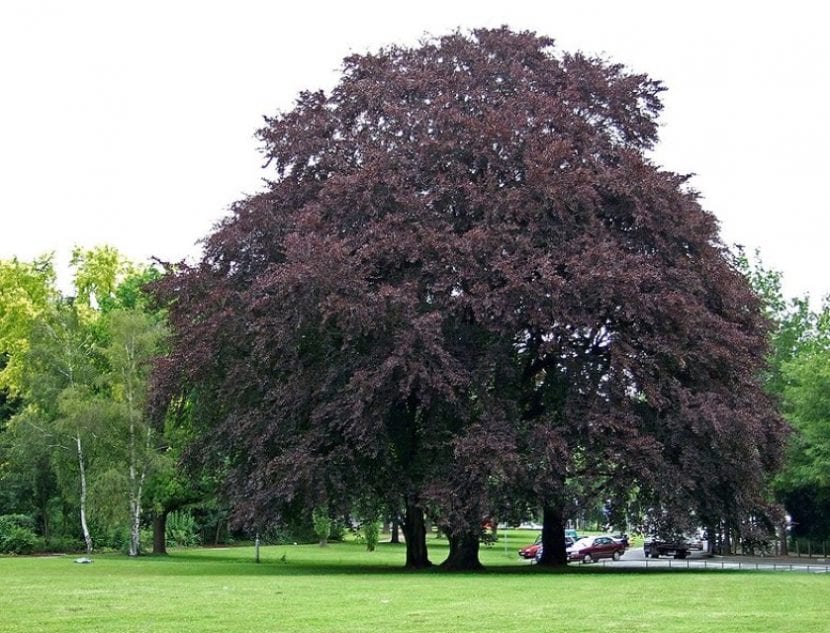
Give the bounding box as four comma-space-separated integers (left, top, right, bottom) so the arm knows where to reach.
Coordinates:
644, 538, 690, 559
612, 533, 630, 548
567, 536, 626, 563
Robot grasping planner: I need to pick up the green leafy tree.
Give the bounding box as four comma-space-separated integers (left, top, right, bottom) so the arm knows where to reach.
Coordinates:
0, 255, 57, 395
312, 506, 332, 547
735, 248, 815, 396
53, 386, 120, 553
739, 250, 830, 543
0, 404, 63, 540
70, 246, 134, 315
101, 309, 167, 556
2, 250, 170, 554
777, 302, 830, 538
20, 301, 105, 553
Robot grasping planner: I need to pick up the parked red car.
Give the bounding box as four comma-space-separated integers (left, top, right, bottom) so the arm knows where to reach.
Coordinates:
519, 535, 543, 559
519, 534, 575, 559
566, 536, 626, 563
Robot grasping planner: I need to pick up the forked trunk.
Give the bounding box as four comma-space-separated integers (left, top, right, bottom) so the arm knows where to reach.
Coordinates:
537, 503, 568, 567
127, 423, 151, 557
441, 531, 482, 571
402, 501, 432, 569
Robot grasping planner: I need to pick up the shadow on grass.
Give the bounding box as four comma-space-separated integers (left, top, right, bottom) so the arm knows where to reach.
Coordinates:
117, 544, 762, 578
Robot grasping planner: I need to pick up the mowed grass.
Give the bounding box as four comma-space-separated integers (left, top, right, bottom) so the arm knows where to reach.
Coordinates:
1, 538, 827, 633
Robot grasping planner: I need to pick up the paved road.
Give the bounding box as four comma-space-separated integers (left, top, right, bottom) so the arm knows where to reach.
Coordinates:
592, 547, 830, 573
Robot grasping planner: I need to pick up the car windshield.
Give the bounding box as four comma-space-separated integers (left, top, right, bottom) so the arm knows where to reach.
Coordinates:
571, 538, 593, 549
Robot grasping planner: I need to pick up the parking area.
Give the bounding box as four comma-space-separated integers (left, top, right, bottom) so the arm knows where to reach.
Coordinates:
593, 548, 830, 574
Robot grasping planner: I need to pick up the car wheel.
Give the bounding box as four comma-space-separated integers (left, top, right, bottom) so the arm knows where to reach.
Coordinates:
582, 554, 593, 564
612, 551, 621, 561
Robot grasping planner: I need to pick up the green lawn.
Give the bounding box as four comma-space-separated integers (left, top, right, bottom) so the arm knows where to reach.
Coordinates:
1, 539, 826, 632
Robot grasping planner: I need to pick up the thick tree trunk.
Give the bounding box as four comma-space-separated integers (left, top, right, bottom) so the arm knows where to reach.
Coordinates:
722, 525, 733, 555
402, 501, 432, 569
704, 524, 716, 555
441, 531, 483, 571
152, 511, 168, 555
537, 502, 568, 567
778, 521, 789, 556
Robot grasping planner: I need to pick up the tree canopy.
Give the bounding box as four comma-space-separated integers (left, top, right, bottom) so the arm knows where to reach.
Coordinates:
738, 252, 830, 542
0, 248, 170, 555
154, 27, 788, 569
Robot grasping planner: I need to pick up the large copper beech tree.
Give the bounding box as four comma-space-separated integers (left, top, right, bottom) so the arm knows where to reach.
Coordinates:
153, 28, 788, 569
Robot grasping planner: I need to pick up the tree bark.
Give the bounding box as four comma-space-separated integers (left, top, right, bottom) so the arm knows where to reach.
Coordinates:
402, 501, 432, 569
76, 433, 93, 554
722, 524, 733, 555
390, 517, 400, 544
152, 510, 168, 555
440, 531, 483, 571
778, 521, 789, 556
537, 502, 568, 567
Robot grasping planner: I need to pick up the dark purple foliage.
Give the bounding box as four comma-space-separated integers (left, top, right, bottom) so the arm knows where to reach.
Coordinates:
152, 27, 788, 569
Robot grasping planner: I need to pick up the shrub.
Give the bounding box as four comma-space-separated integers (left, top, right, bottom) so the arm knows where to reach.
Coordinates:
0, 514, 35, 534
105, 525, 131, 553
312, 507, 331, 546
329, 519, 347, 542
1, 525, 37, 555
166, 511, 200, 548
261, 524, 297, 545
362, 520, 381, 552
35, 536, 83, 554
0, 515, 38, 555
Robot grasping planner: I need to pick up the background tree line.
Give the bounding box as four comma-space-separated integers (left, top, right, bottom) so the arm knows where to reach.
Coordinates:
0, 247, 219, 555
739, 250, 830, 545
2, 29, 827, 567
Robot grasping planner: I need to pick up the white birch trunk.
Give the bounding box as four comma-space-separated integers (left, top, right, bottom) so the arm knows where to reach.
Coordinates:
76, 433, 93, 554
128, 446, 148, 557
125, 337, 150, 558
128, 414, 140, 557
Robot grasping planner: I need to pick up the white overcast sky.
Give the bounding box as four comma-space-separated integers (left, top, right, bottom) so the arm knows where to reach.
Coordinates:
1, 0, 828, 301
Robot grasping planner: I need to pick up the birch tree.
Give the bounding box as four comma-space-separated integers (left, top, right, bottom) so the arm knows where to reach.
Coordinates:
52, 386, 115, 554
22, 305, 102, 553
3, 250, 171, 553
103, 309, 166, 556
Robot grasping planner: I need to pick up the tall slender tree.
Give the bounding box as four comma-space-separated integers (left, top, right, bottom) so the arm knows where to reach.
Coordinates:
102, 309, 166, 556
22, 304, 103, 553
